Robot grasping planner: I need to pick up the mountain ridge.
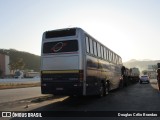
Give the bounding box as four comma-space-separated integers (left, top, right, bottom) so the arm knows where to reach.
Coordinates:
123, 59, 160, 72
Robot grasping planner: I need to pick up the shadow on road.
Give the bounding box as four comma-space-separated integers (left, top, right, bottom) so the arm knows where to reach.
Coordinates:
10, 82, 160, 119
20, 82, 160, 111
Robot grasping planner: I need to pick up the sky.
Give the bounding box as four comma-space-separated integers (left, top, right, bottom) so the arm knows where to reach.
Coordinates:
0, 0, 160, 62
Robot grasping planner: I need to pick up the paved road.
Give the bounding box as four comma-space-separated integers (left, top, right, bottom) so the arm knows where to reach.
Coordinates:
30, 79, 160, 112
0, 87, 43, 103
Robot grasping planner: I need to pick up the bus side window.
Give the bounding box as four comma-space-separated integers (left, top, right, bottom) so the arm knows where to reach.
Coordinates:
115, 55, 117, 64
86, 36, 90, 53
97, 43, 101, 58
109, 50, 111, 62
93, 41, 97, 56
117, 56, 119, 65
110, 52, 113, 62
89, 38, 94, 55
106, 48, 108, 61
113, 53, 115, 64
116, 56, 118, 64
101, 45, 104, 59
104, 47, 106, 60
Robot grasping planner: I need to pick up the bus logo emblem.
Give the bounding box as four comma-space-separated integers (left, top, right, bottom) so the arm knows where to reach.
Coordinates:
51, 42, 66, 53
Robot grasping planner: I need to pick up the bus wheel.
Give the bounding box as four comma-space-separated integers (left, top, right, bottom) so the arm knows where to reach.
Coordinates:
119, 80, 124, 89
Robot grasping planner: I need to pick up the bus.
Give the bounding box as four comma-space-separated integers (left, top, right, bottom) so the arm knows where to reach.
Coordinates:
41, 27, 123, 97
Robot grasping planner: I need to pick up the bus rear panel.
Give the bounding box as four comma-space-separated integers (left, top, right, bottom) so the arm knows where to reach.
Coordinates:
41, 28, 85, 95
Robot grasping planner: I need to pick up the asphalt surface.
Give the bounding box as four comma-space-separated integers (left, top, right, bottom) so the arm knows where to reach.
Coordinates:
29, 79, 160, 111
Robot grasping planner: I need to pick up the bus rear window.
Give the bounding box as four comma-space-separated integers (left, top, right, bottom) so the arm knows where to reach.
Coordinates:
45, 28, 76, 38
43, 40, 78, 54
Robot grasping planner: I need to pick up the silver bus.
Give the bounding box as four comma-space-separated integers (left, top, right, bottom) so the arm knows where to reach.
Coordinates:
41, 27, 122, 97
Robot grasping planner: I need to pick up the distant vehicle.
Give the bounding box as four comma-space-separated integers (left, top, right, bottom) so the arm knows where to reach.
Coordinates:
130, 67, 140, 82
139, 75, 150, 84
41, 27, 123, 97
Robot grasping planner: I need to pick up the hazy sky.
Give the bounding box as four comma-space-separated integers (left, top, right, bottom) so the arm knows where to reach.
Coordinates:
0, 0, 160, 62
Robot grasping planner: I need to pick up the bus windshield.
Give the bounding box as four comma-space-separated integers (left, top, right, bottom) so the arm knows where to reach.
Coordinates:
43, 40, 78, 54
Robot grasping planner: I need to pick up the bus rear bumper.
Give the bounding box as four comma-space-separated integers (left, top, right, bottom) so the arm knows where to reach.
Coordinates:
41, 82, 83, 96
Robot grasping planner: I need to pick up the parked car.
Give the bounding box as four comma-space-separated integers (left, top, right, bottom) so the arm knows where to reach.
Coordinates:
139, 75, 150, 84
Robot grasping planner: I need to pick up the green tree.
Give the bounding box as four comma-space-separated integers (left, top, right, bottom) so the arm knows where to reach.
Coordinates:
8, 61, 16, 74
16, 58, 25, 70
8, 58, 25, 74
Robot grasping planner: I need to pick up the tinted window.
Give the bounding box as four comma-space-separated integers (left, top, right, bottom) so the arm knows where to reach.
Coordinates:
93, 41, 97, 56
110, 52, 113, 61
89, 38, 93, 54
97, 43, 101, 57
43, 40, 78, 53
86, 37, 90, 53
104, 47, 106, 60
115, 55, 117, 64
106, 49, 108, 60
109, 51, 112, 61
117, 56, 119, 64
45, 29, 76, 38
113, 53, 115, 63
101, 46, 104, 59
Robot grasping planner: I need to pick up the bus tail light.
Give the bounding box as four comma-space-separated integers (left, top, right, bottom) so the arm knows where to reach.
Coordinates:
79, 70, 83, 81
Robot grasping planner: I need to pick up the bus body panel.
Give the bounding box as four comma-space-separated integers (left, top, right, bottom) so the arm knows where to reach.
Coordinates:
85, 55, 99, 95
42, 55, 79, 70
85, 55, 122, 95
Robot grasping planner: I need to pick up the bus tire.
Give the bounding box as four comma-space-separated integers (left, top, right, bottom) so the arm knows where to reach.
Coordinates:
119, 80, 124, 89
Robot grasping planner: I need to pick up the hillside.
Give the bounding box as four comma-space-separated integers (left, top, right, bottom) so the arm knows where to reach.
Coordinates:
0, 49, 40, 71
123, 59, 160, 72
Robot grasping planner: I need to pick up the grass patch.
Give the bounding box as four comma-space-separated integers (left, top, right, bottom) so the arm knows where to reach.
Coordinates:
0, 82, 40, 90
